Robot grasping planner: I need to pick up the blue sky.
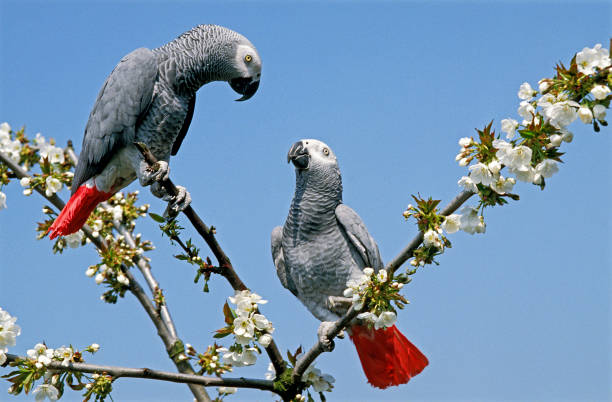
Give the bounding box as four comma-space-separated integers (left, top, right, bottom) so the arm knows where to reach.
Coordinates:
1, 1, 610, 401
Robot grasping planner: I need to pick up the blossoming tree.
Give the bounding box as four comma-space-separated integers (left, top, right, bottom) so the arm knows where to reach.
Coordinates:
0, 43, 610, 402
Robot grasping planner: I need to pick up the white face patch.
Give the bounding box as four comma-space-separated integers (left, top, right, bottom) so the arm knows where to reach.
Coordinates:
301, 139, 337, 166
235, 44, 262, 80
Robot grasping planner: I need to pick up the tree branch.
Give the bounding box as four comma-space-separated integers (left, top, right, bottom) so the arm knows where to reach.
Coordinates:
134, 142, 287, 375
292, 189, 475, 383
0, 150, 212, 402
2, 354, 277, 394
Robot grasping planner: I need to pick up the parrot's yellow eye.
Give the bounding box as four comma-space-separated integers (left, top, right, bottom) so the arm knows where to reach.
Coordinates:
245, 54, 253, 62
323, 148, 330, 156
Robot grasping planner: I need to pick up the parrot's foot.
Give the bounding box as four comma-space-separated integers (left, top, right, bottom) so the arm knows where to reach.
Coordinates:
317, 321, 336, 352
151, 183, 191, 218
140, 160, 170, 186
326, 296, 352, 315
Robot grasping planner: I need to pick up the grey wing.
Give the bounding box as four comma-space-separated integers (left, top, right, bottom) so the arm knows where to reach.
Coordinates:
171, 93, 195, 156
335, 203, 384, 270
271, 226, 298, 296
72, 47, 158, 193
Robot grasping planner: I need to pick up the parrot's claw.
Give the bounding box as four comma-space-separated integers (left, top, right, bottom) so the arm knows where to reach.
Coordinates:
317, 321, 336, 352
140, 160, 170, 186
163, 185, 192, 218
326, 296, 352, 315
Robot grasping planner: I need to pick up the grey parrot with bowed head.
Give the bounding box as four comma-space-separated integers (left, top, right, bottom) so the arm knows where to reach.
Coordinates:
272, 139, 428, 389
49, 24, 262, 239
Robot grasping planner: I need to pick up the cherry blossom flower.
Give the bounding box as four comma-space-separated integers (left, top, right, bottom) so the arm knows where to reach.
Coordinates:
469, 163, 494, 186
538, 79, 552, 93
593, 104, 607, 120
508, 165, 537, 183
518, 100, 535, 121
0, 308, 20, 350
0, 192, 6, 210
302, 365, 335, 392
535, 160, 559, 178
576, 44, 611, 74
64, 231, 83, 248
543, 100, 579, 128
518, 82, 537, 100
458, 176, 478, 193
423, 229, 442, 248
490, 176, 515, 194
590, 84, 611, 100
459, 206, 485, 234
33, 384, 59, 401
442, 214, 461, 234
578, 106, 594, 123
45, 176, 62, 197
218, 387, 237, 395
258, 333, 273, 347
40, 146, 65, 164
376, 269, 388, 283
27, 343, 54, 368
548, 134, 562, 147
458, 137, 472, 147
374, 311, 397, 330
501, 118, 519, 139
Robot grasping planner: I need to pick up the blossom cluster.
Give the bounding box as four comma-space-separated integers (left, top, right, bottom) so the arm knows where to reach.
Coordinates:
0, 307, 21, 365
344, 268, 407, 330
215, 290, 274, 368
184, 343, 232, 376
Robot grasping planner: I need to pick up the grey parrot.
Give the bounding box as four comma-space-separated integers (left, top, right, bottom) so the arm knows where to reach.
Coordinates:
49, 24, 262, 238
272, 139, 428, 388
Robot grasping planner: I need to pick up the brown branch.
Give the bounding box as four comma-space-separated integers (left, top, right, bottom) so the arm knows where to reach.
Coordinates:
2, 354, 277, 394
134, 142, 287, 376
292, 190, 476, 384
0, 150, 212, 402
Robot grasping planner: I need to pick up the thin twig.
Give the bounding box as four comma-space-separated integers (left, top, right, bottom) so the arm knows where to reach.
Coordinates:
134, 142, 287, 376
0, 150, 212, 402
292, 190, 476, 383
2, 354, 277, 393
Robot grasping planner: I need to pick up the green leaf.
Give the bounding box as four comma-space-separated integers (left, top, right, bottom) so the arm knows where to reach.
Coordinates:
223, 302, 234, 325
149, 213, 165, 223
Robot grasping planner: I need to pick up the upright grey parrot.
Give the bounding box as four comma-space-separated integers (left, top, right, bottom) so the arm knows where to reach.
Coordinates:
49, 24, 261, 238
272, 139, 428, 388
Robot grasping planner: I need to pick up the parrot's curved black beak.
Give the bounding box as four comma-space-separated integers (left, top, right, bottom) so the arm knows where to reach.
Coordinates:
230, 77, 260, 101
287, 141, 310, 170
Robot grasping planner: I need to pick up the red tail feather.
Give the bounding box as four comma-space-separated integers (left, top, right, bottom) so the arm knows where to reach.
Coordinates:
47, 183, 112, 239
349, 324, 428, 389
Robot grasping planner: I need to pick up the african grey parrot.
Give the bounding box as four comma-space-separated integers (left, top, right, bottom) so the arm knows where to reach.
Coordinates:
271, 139, 428, 388
49, 24, 262, 238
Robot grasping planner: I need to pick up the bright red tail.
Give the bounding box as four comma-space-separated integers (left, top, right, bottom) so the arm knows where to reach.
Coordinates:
349, 324, 428, 389
47, 183, 112, 239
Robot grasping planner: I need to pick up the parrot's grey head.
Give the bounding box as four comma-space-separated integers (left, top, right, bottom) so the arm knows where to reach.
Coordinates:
287, 139, 343, 199
228, 40, 262, 101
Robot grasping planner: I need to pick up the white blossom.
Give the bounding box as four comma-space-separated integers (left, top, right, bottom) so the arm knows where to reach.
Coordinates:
501, 145, 532, 171
117, 273, 130, 286
363, 267, 374, 277
27, 343, 54, 367
518, 100, 536, 121
593, 104, 607, 120
487, 160, 502, 175
258, 333, 273, 347
374, 311, 397, 330
469, 163, 494, 186
535, 159, 559, 178
458, 176, 478, 193
423, 229, 441, 248
302, 365, 335, 393
33, 384, 59, 401
543, 100, 579, 128
218, 387, 237, 395
560, 129, 574, 143
458, 137, 472, 147
441, 214, 461, 234
54, 346, 74, 366
490, 176, 515, 194
0, 349, 6, 365
501, 118, 519, 139
0, 308, 21, 349
458, 157, 469, 167
64, 231, 83, 248
40, 146, 65, 164
538, 79, 552, 93
578, 106, 593, 124
576, 44, 611, 75
45, 176, 62, 197
2, 139, 22, 162
95, 273, 105, 284
233, 316, 255, 339
590, 85, 611, 100
509, 165, 537, 183
33, 133, 46, 147
0, 192, 6, 210
376, 269, 388, 283
20, 177, 31, 187
548, 134, 563, 147
111, 205, 123, 221
518, 82, 537, 100
90, 343, 100, 352
459, 206, 485, 234
0, 122, 10, 137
